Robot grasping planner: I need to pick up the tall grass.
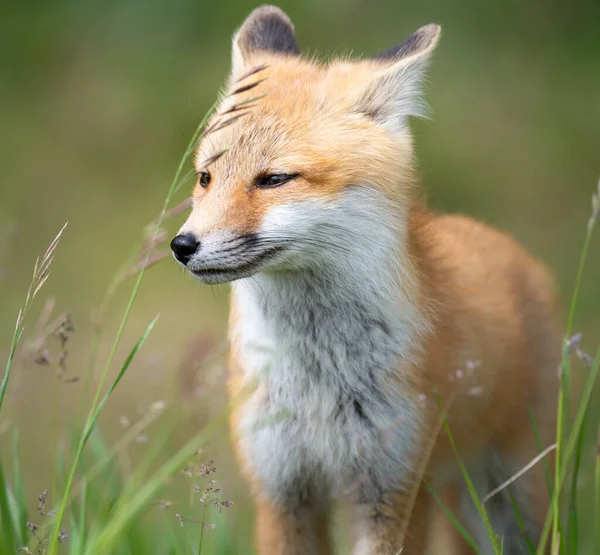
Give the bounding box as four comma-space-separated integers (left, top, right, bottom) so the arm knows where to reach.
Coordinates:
0, 94, 598, 555
0, 99, 242, 554
0, 223, 68, 414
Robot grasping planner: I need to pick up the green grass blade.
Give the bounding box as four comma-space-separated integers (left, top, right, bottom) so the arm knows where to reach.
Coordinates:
81, 314, 160, 445
66, 405, 168, 509
538, 345, 600, 553
0, 463, 18, 552
70, 474, 88, 555
48, 315, 159, 552
506, 490, 536, 554
115, 415, 180, 502
550, 187, 598, 554
551, 383, 566, 554
595, 451, 600, 555
164, 514, 185, 555
426, 481, 482, 553
79, 474, 87, 534
198, 505, 207, 554
527, 407, 566, 552
11, 431, 28, 546
0, 223, 67, 414
435, 394, 501, 553
81, 423, 213, 554
567, 400, 588, 555
0, 312, 23, 415
69, 513, 81, 555
81, 378, 258, 555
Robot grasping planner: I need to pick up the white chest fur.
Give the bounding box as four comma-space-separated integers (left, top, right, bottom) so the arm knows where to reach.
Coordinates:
230, 268, 425, 505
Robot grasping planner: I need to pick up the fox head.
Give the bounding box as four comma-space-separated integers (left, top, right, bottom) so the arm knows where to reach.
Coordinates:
171, 5, 440, 284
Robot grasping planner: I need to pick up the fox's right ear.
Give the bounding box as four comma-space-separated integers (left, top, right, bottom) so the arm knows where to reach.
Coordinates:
231, 5, 300, 78
355, 24, 441, 132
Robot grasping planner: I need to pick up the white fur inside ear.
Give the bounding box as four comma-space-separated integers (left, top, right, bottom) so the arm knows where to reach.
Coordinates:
358, 23, 440, 133
231, 35, 246, 79
360, 56, 433, 133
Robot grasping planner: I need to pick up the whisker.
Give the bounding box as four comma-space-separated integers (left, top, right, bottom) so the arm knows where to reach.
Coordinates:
242, 236, 352, 256
318, 223, 388, 248
249, 274, 267, 299
201, 234, 354, 270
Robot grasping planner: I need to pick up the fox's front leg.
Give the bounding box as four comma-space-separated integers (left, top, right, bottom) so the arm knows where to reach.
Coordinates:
353, 485, 429, 555
255, 495, 332, 555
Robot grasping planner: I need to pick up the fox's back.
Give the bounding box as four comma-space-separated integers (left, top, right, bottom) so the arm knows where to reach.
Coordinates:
413, 212, 560, 460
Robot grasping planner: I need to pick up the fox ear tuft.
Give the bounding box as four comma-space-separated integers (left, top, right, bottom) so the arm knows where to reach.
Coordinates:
232, 5, 299, 76
356, 24, 441, 132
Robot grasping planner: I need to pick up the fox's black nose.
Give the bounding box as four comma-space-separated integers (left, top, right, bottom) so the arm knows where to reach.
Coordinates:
170, 233, 200, 265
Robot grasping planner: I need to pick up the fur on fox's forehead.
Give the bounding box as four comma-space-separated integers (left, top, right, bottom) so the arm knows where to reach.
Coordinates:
196, 59, 387, 161
194, 5, 440, 189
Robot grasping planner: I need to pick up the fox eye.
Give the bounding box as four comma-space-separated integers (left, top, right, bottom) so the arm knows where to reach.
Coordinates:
256, 173, 299, 189
198, 171, 211, 188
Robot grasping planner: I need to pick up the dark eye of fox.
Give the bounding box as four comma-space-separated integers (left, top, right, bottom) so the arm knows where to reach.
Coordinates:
256, 173, 298, 189
198, 171, 211, 188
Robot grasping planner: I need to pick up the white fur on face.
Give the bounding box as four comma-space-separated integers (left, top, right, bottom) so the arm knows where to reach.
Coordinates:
256, 187, 413, 281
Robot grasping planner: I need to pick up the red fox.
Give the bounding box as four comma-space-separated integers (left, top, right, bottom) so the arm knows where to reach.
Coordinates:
170, 5, 559, 554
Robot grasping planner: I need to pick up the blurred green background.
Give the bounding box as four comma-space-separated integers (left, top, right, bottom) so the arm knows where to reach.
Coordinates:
1, 0, 599, 551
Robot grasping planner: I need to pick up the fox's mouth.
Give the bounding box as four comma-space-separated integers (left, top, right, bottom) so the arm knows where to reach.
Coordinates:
188, 246, 285, 284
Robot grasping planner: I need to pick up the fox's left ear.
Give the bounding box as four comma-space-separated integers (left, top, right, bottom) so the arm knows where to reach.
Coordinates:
231, 5, 300, 78
356, 24, 441, 132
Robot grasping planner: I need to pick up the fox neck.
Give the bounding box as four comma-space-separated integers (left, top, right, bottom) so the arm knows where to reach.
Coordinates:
232, 189, 431, 370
